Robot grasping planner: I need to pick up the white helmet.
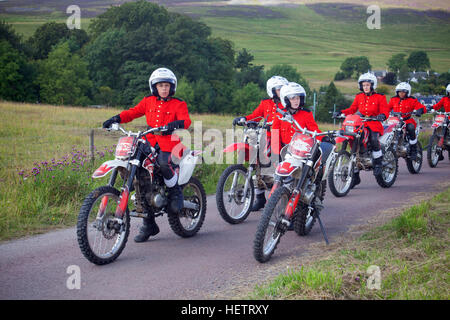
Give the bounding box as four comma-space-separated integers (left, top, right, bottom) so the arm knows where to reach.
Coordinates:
446, 84, 450, 95
280, 82, 306, 109
358, 72, 377, 91
266, 76, 289, 98
395, 82, 411, 97
149, 67, 177, 96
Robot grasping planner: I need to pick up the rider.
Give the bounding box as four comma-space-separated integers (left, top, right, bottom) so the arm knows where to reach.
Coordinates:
232, 76, 289, 211
272, 82, 328, 155
387, 82, 427, 161
334, 72, 389, 186
102, 67, 191, 243
430, 84, 450, 160
431, 84, 450, 112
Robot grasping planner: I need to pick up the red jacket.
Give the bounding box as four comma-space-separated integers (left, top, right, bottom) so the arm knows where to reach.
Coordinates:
433, 96, 450, 112
271, 109, 322, 155
245, 99, 285, 139
119, 96, 191, 153
341, 92, 389, 135
387, 96, 427, 128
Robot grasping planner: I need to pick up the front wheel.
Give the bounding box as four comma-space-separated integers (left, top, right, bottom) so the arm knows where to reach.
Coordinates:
328, 150, 353, 197
253, 186, 290, 263
77, 186, 130, 265
168, 177, 207, 238
216, 164, 254, 224
375, 146, 398, 188
427, 134, 440, 168
406, 141, 423, 174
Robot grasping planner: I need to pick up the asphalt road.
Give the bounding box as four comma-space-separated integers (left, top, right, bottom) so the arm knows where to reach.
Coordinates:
1, 160, 449, 300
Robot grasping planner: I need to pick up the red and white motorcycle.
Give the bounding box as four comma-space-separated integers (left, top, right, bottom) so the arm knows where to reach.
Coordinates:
427, 110, 450, 167
253, 110, 339, 263
77, 123, 206, 265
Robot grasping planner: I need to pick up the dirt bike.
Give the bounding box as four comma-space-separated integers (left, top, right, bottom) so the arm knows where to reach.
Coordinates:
427, 110, 450, 168
216, 116, 273, 224
253, 110, 339, 263
77, 123, 206, 265
328, 114, 398, 197
385, 111, 423, 174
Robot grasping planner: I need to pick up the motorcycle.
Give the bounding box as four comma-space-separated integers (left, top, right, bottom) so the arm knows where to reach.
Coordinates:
216, 116, 273, 224
384, 111, 423, 174
253, 110, 339, 263
427, 110, 450, 168
328, 114, 398, 197
77, 123, 206, 265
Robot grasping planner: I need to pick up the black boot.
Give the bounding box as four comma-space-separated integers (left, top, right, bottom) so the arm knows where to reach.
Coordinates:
134, 216, 160, 242
351, 170, 361, 189
438, 150, 444, 161
251, 192, 266, 212
409, 143, 418, 161
373, 156, 383, 176
168, 184, 184, 214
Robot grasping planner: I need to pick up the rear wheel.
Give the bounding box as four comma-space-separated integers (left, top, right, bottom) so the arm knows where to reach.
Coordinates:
328, 150, 353, 197
168, 177, 207, 238
427, 133, 440, 168
216, 164, 254, 224
406, 141, 423, 174
375, 146, 398, 188
253, 187, 289, 263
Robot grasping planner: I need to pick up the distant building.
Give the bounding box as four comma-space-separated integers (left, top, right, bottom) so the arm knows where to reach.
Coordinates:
372, 70, 387, 81
408, 70, 440, 83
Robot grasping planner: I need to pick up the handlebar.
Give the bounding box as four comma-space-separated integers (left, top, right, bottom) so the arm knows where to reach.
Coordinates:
107, 123, 168, 137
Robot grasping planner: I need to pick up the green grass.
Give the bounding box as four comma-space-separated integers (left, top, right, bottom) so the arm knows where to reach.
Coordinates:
249, 187, 450, 299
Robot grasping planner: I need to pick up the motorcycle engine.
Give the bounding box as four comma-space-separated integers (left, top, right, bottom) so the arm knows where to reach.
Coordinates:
145, 188, 167, 209
300, 181, 316, 205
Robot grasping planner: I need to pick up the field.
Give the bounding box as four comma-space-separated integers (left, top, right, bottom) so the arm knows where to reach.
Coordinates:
2, 2, 450, 94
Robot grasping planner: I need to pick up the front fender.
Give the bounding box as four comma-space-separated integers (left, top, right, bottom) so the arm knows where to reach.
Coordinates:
92, 159, 128, 178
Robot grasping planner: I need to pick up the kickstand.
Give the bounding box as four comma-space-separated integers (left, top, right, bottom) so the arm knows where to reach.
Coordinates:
315, 210, 329, 245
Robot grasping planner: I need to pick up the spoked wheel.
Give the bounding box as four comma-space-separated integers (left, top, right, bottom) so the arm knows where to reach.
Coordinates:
168, 177, 207, 238
328, 150, 353, 197
253, 186, 289, 263
427, 134, 441, 168
406, 141, 423, 174
294, 181, 326, 236
216, 164, 254, 224
77, 186, 130, 265
375, 146, 398, 188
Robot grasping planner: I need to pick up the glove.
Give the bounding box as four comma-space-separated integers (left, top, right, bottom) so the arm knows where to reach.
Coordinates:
376, 114, 387, 122
332, 111, 341, 119
163, 120, 185, 135
102, 114, 121, 129
415, 108, 424, 117
233, 117, 245, 126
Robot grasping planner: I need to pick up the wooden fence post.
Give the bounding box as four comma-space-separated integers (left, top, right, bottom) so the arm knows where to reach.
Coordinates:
90, 129, 95, 164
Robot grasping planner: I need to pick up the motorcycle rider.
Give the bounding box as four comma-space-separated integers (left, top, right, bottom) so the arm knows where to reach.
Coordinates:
102, 68, 191, 242
431, 84, 450, 112
272, 82, 329, 155
334, 73, 389, 186
430, 84, 450, 160
232, 76, 289, 211
387, 82, 427, 161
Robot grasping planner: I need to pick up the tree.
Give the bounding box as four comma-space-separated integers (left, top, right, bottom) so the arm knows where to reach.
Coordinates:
407, 51, 430, 71
232, 82, 266, 115
0, 40, 37, 102
38, 42, 92, 106
387, 53, 407, 73
339, 56, 371, 79
26, 22, 70, 60
398, 64, 410, 82
0, 20, 23, 52
235, 48, 254, 69
315, 82, 351, 123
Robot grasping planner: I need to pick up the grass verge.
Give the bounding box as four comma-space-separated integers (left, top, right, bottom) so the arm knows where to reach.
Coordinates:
249, 187, 450, 299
